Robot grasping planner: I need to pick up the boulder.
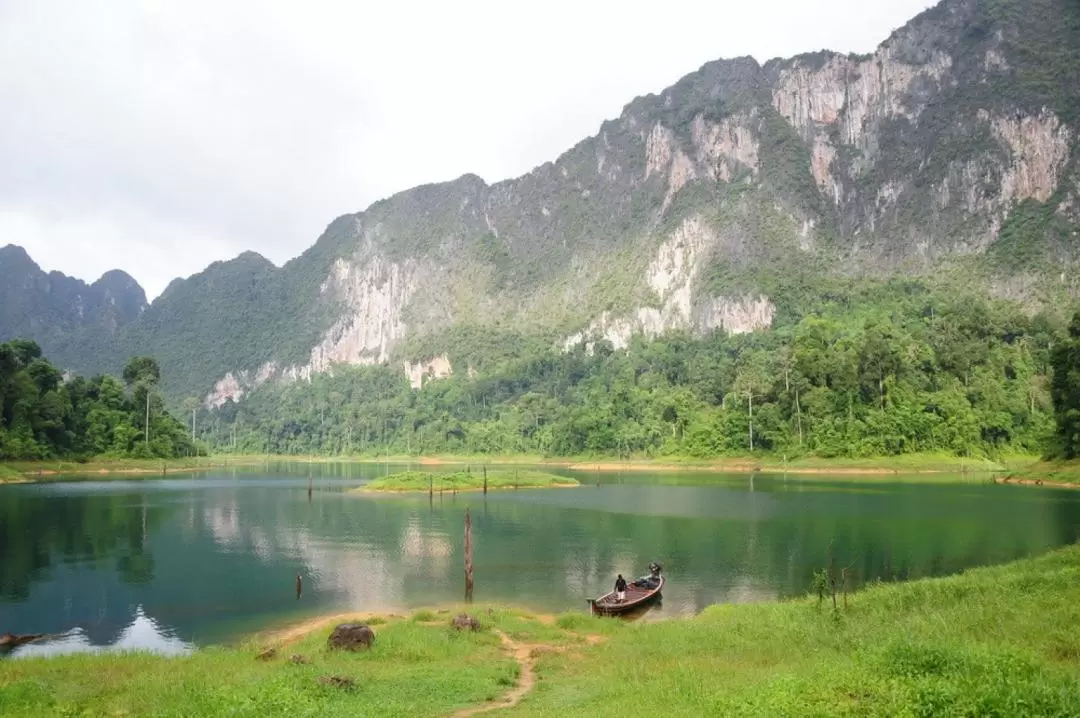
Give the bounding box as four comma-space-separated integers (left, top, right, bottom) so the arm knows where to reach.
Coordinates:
327, 623, 375, 651
451, 613, 481, 631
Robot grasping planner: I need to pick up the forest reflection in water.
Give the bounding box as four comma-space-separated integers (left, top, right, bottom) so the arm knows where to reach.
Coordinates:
1, 464, 1078, 656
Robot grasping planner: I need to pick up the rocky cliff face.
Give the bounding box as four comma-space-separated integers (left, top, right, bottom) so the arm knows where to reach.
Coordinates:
6, 0, 1079, 403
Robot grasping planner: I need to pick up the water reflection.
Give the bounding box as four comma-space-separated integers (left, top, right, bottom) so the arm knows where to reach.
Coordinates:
0, 465, 1078, 657
7, 606, 190, 658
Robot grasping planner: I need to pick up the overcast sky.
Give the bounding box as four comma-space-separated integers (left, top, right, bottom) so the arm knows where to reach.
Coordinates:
1, 0, 934, 299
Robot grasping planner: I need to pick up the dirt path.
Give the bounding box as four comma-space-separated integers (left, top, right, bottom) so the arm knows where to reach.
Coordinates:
258, 610, 599, 716
259, 612, 396, 648
453, 630, 540, 717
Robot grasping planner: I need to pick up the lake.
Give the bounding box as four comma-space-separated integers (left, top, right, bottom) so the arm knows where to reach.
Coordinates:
2, 463, 1079, 658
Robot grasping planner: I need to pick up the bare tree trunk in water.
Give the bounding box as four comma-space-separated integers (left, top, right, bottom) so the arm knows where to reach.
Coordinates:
464, 509, 474, 603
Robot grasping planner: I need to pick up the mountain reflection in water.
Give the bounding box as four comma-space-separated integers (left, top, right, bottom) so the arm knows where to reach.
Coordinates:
7, 605, 190, 658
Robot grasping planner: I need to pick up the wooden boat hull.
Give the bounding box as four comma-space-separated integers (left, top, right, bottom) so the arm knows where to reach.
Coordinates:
589, 575, 664, 615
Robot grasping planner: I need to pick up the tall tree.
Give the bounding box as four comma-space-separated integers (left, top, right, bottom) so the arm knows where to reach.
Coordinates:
1050, 312, 1080, 459
123, 357, 161, 388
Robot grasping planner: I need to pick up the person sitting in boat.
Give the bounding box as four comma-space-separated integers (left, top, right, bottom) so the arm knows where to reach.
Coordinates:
634, 563, 662, 589
614, 574, 628, 602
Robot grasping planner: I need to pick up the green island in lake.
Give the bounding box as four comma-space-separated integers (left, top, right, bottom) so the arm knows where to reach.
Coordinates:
359, 469, 580, 492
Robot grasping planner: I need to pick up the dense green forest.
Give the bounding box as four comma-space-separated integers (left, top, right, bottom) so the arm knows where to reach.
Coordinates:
0, 341, 195, 460
1051, 312, 1080, 459
192, 280, 1077, 461
5, 285, 1076, 465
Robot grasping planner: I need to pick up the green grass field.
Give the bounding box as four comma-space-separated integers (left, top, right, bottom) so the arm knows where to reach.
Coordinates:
0, 618, 518, 718
514, 545, 1080, 716
359, 470, 579, 493
3, 545, 1079, 716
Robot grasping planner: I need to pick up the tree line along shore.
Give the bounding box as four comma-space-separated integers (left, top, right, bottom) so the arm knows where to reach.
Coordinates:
2, 306, 1080, 484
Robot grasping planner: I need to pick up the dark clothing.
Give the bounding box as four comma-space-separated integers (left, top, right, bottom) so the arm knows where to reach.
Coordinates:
615, 577, 628, 592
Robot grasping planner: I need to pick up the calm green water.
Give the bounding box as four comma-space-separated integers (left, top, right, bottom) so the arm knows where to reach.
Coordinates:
2, 463, 1079, 657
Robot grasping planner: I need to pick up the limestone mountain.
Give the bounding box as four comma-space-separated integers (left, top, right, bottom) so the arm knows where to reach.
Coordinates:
0, 244, 147, 372
4, 0, 1079, 404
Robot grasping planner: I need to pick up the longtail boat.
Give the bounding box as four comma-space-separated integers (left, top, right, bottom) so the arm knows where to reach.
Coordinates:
588, 570, 664, 616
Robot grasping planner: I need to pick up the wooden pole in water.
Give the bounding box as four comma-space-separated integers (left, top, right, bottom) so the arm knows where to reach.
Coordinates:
464, 508, 474, 603
308, 473, 313, 501
296, 573, 302, 600
483, 466, 488, 495
830, 553, 837, 612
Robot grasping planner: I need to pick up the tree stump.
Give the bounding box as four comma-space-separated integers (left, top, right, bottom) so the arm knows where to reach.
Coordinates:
451, 613, 481, 631
255, 647, 277, 661
0, 633, 43, 648
318, 675, 356, 691
327, 623, 375, 651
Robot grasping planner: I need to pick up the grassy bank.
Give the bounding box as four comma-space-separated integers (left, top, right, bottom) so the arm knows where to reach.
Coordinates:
3, 545, 1079, 716
0, 463, 23, 483
0, 616, 518, 717
0, 456, 272, 483
359, 470, 579, 493
514, 543, 1080, 716
0, 451, 1041, 487
562, 453, 1026, 475
1000, 459, 1080, 487
250, 451, 1033, 475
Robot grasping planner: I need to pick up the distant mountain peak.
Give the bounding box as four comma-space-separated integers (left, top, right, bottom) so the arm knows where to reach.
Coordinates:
0, 244, 36, 267
232, 250, 275, 267
0, 246, 149, 372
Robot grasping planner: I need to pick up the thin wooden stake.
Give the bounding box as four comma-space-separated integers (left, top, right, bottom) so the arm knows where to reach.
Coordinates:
828, 540, 837, 612
483, 466, 488, 495
464, 508, 474, 603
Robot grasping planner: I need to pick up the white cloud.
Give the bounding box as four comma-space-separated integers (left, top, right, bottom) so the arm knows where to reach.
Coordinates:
0, 0, 934, 298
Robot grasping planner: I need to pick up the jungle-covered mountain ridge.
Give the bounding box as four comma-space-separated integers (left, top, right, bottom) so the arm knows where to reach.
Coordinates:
1, 0, 1079, 419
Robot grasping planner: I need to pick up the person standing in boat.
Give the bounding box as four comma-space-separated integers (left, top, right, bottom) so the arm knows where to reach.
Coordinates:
614, 574, 628, 602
